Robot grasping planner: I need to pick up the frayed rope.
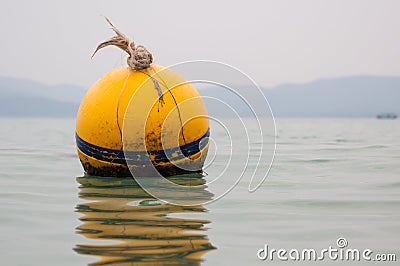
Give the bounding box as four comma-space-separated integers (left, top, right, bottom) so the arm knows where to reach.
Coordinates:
92, 17, 164, 106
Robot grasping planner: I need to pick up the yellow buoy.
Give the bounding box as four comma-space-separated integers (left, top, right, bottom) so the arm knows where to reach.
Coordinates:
76, 18, 209, 177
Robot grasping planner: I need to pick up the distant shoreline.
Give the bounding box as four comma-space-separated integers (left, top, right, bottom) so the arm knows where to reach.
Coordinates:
1, 75, 399, 118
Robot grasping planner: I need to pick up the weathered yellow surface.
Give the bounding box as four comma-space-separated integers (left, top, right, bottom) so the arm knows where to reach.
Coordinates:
76, 65, 209, 176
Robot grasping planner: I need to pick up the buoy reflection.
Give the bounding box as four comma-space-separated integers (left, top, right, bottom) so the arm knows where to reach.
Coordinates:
74, 174, 216, 265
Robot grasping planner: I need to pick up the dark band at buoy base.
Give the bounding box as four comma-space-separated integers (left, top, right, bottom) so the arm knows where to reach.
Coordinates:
76, 129, 210, 177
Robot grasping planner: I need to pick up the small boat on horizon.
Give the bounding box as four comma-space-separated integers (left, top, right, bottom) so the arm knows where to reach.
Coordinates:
376, 113, 397, 119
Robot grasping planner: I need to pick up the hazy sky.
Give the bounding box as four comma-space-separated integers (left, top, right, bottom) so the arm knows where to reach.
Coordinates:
0, 0, 399, 88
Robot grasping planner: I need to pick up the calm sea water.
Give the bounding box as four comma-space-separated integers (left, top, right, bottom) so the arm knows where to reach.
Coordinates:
0, 118, 399, 265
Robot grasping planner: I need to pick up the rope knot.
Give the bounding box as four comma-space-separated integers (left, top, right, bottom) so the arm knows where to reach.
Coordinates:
92, 17, 153, 71
127, 44, 153, 70
92, 17, 164, 108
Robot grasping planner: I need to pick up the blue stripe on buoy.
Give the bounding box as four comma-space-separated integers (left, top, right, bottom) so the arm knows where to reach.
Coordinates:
76, 129, 210, 165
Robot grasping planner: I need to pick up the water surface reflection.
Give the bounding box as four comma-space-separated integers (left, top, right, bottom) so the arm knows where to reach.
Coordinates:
74, 174, 216, 265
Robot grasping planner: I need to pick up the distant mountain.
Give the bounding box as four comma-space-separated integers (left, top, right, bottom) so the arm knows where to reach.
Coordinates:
0, 75, 399, 117
0, 77, 86, 104
0, 77, 85, 117
0, 96, 79, 117
199, 76, 400, 118
264, 76, 400, 117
